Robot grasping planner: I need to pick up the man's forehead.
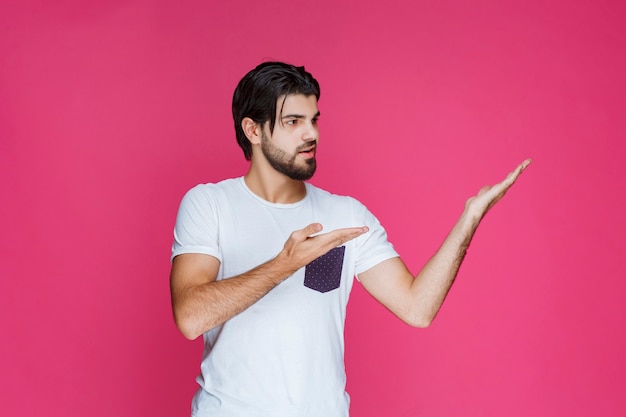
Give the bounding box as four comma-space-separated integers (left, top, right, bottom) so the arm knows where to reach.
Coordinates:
277, 94, 319, 117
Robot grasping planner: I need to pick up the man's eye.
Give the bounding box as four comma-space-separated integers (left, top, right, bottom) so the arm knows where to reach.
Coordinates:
286, 119, 297, 125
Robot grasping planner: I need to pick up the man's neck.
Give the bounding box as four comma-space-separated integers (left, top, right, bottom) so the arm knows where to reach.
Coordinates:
243, 165, 306, 204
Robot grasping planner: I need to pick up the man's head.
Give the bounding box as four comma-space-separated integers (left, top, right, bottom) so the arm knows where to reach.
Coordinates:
232, 62, 320, 161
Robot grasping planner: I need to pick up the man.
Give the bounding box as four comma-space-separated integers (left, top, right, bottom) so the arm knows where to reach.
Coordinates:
170, 61, 531, 416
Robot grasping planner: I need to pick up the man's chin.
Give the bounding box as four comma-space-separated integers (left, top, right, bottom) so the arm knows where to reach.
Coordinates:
288, 169, 316, 181
288, 164, 316, 181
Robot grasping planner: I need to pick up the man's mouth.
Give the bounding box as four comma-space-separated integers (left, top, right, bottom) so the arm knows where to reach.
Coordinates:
297, 144, 317, 158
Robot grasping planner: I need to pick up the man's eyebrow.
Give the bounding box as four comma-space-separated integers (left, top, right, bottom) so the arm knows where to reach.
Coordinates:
281, 111, 321, 120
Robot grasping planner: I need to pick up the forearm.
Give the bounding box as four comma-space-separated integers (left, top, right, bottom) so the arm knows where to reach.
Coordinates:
360, 160, 530, 328
408, 209, 481, 326
172, 257, 295, 340
408, 160, 531, 326
171, 223, 369, 340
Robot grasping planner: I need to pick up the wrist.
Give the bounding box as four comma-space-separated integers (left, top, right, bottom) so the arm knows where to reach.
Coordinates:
458, 207, 482, 234
266, 254, 298, 284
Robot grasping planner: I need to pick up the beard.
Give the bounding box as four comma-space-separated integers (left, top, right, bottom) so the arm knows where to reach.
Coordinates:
261, 131, 317, 181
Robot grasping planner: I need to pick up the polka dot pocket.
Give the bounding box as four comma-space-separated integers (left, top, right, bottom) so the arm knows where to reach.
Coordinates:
304, 246, 345, 293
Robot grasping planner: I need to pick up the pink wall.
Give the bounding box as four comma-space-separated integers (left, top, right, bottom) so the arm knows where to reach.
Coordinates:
2, 1, 625, 416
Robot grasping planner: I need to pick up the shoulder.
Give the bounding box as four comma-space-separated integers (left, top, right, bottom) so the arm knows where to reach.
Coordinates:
305, 183, 369, 213
175, 177, 245, 226
181, 177, 243, 203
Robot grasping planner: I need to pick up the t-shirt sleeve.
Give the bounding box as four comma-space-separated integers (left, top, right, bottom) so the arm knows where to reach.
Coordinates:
171, 185, 221, 262
351, 199, 399, 276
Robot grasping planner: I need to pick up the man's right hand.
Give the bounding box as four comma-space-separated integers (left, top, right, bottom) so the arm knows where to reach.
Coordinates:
274, 223, 369, 277
171, 223, 368, 339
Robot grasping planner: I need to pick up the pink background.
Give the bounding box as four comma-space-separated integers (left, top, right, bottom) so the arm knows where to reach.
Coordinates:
2, 0, 625, 416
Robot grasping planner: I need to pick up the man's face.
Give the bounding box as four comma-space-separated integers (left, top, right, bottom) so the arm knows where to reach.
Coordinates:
261, 94, 319, 181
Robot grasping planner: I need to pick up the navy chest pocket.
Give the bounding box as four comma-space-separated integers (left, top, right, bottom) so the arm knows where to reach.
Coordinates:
304, 246, 345, 293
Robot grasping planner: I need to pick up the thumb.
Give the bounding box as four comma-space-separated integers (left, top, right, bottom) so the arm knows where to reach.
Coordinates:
292, 223, 323, 242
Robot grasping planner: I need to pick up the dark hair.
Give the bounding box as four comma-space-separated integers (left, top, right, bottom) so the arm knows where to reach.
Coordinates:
232, 61, 321, 160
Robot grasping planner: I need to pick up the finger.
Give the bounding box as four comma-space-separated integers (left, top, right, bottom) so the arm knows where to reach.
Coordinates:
290, 223, 323, 242
512, 158, 532, 178
321, 226, 369, 247
499, 158, 532, 189
477, 185, 492, 196
305, 222, 324, 235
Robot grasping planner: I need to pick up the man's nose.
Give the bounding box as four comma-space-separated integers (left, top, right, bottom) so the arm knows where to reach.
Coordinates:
302, 122, 318, 141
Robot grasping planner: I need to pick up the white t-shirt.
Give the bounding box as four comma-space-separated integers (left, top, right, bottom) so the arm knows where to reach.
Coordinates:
172, 177, 398, 417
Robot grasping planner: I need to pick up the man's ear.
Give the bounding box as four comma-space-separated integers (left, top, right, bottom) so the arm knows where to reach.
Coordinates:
242, 117, 263, 145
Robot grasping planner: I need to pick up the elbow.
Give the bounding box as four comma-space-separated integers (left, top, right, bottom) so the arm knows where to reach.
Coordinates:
405, 310, 435, 328
408, 317, 433, 329
172, 299, 223, 340
173, 312, 205, 341
179, 325, 202, 341
175, 319, 200, 341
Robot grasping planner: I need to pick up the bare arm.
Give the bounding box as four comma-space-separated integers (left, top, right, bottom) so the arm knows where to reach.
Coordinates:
359, 159, 532, 328
170, 223, 369, 339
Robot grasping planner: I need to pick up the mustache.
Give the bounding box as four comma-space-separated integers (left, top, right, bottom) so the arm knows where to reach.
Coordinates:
296, 141, 317, 152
